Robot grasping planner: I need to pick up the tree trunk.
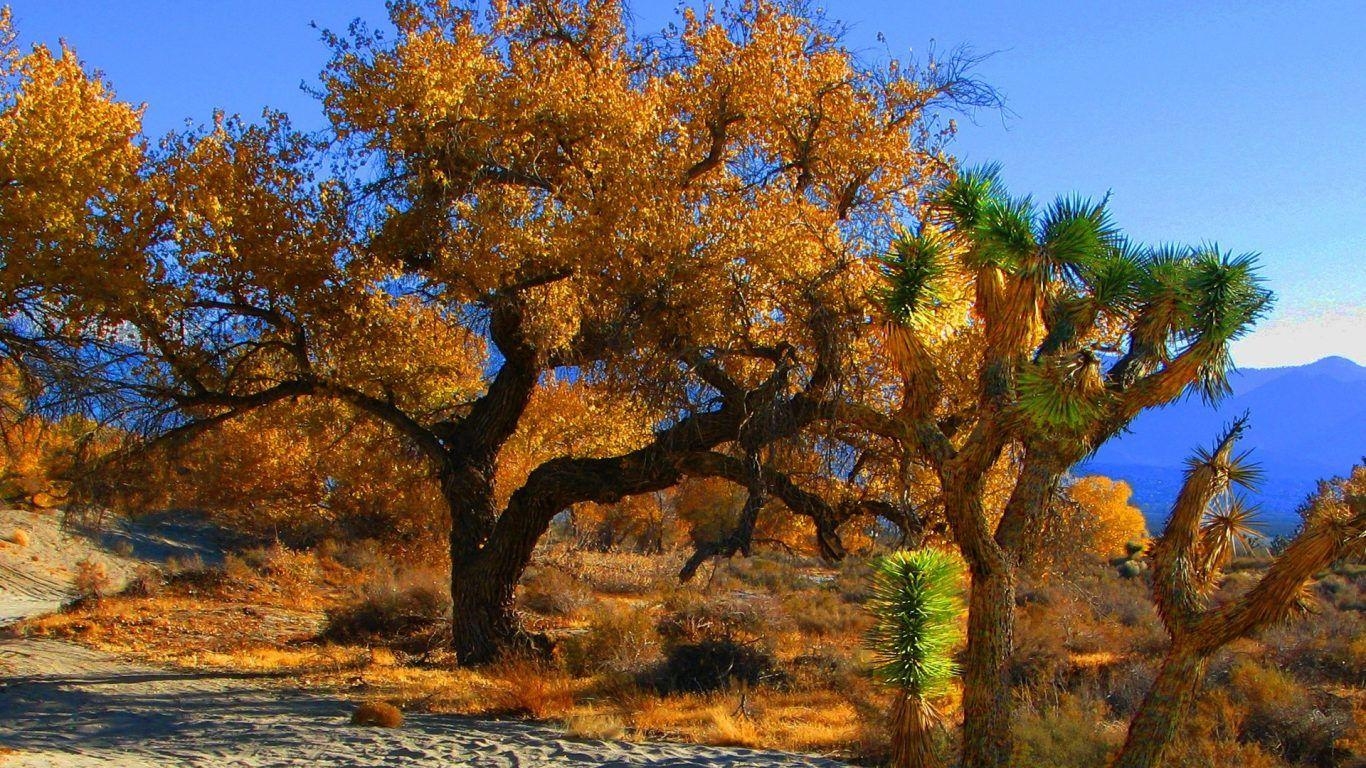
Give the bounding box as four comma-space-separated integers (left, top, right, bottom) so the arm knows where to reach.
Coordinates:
442, 462, 548, 665
1111, 645, 1206, 768
960, 564, 1016, 768
448, 547, 549, 664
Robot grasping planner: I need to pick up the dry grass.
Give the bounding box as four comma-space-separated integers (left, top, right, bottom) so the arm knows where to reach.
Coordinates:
704, 705, 763, 748
563, 711, 627, 741
351, 700, 404, 728
488, 656, 579, 718
21, 538, 1361, 766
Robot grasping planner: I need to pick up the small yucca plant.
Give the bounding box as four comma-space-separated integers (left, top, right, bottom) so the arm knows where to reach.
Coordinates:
866, 549, 966, 768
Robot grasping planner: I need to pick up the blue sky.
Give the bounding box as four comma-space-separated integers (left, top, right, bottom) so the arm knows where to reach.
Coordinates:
10, 1, 1364, 368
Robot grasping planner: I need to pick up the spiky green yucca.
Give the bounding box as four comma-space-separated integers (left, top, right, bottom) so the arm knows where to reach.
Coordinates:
867, 549, 966, 697
867, 549, 966, 768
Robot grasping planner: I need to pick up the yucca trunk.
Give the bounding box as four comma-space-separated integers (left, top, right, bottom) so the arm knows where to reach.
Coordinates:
892, 693, 940, 768
961, 565, 1016, 768
1112, 644, 1206, 768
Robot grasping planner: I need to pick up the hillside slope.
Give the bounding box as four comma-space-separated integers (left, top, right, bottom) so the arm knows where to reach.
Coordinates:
1082, 356, 1366, 534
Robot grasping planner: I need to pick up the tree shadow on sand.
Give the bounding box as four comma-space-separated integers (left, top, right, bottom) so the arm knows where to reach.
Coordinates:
0, 641, 846, 767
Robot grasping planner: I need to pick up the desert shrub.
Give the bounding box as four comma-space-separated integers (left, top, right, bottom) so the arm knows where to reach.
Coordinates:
559, 601, 660, 676
834, 556, 874, 603
1229, 659, 1352, 766
781, 587, 868, 637
704, 705, 763, 748
789, 643, 862, 692
1117, 560, 1143, 579
8, 529, 28, 547
234, 544, 288, 574
1103, 659, 1157, 719
718, 552, 812, 592
653, 639, 782, 694
165, 553, 205, 573
351, 700, 403, 728
1260, 603, 1366, 686
1318, 569, 1366, 613
656, 590, 788, 645
1015, 582, 1055, 607
490, 656, 576, 718
73, 558, 111, 600
323, 571, 449, 645
1164, 689, 1287, 768
519, 566, 593, 617
118, 564, 163, 599
1008, 607, 1070, 689
1091, 579, 1156, 627
317, 537, 387, 572
1011, 692, 1119, 768
565, 550, 676, 596
163, 555, 230, 593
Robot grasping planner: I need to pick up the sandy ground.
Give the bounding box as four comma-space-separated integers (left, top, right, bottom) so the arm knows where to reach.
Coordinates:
0, 510, 848, 767
0, 507, 138, 625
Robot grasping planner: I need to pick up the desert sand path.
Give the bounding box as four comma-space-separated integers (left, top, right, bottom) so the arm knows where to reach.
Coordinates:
0, 510, 848, 767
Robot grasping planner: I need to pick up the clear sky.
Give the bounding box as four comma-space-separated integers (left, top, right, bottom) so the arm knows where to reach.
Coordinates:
9, 1, 1364, 369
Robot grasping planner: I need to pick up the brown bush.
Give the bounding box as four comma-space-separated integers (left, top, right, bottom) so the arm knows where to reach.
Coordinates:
781, 587, 868, 638
559, 601, 660, 676
1261, 576, 1366, 686
117, 565, 163, 599
1011, 691, 1120, 768
563, 712, 627, 741
490, 657, 576, 718
73, 559, 111, 600
317, 537, 387, 573
163, 556, 230, 594
717, 552, 813, 592
833, 556, 874, 603
656, 590, 788, 645
1228, 658, 1353, 766
652, 639, 783, 694
351, 700, 403, 728
519, 566, 593, 617
323, 571, 449, 646
558, 549, 675, 596
1008, 605, 1070, 689
788, 643, 863, 693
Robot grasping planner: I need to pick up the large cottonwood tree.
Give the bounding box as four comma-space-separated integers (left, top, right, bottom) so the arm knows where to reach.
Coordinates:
1, 1, 988, 662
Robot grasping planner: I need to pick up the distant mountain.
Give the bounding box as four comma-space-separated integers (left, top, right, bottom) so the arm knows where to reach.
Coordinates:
1079, 356, 1366, 536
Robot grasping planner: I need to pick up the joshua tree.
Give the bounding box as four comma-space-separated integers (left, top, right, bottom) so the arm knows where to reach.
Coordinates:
1113, 420, 1366, 768
866, 549, 966, 768
873, 165, 1272, 767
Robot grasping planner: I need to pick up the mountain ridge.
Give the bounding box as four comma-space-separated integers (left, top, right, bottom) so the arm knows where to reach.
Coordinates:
1080, 355, 1365, 535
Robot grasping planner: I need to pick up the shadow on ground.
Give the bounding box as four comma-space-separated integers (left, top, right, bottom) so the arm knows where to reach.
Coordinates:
0, 638, 846, 768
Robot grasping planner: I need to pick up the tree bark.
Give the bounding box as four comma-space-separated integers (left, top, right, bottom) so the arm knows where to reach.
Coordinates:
960, 563, 1016, 768
1111, 645, 1206, 768
449, 550, 539, 664
937, 457, 1015, 768
892, 693, 941, 768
